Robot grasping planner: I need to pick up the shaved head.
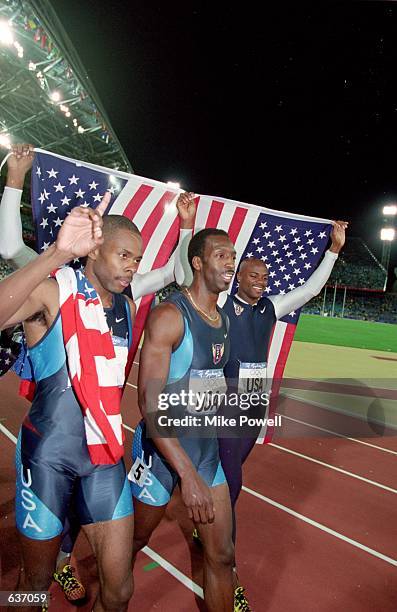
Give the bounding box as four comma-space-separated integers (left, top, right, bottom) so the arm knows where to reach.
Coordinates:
238, 257, 268, 273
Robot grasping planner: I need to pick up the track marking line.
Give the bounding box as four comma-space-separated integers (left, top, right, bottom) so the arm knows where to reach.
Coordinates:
0, 422, 17, 444
278, 413, 397, 456
242, 485, 397, 568
142, 547, 203, 598
269, 442, 397, 494
280, 391, 397, 431
0, 422, 203, 599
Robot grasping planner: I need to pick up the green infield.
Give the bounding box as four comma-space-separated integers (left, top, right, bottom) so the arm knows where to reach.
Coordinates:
294, 314, 397, 352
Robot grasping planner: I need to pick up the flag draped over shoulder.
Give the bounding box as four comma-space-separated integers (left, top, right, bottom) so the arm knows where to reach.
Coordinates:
31, 149, 333, 443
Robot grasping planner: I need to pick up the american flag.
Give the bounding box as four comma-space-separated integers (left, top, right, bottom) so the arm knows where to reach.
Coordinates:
31, 149, 333, 442
32, 149, 182, 363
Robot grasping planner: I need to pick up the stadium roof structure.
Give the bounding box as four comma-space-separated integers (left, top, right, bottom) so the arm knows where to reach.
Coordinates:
0, 0, 132, 171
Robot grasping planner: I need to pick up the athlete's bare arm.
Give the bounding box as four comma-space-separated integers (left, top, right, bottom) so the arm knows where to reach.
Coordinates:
138, 302, 215, 524
0, 195, 109, 330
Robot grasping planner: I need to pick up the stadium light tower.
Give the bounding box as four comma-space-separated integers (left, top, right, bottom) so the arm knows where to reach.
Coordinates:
381, 204, 397, 272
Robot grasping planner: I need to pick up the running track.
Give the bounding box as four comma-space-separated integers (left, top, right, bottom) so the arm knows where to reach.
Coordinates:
1, 352, 396, 611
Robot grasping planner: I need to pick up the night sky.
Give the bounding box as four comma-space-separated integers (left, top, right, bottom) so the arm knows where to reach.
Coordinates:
50, 0, 397, 268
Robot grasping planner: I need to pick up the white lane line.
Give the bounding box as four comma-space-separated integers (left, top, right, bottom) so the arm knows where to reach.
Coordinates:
0, 422, 17, 444
242, 484, 397, 568
278, 413, 397, 456
281, 391, 397, 431
126, 382, 137, 389
142, 546, 203, 599
3, 417, 395, 570
269, 442, 397, 495
0, 422, 203, 599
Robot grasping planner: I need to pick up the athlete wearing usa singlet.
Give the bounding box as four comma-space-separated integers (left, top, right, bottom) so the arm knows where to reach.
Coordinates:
131, 291, 229, 506
15, 291, 134, 540
218, 245, 344, 546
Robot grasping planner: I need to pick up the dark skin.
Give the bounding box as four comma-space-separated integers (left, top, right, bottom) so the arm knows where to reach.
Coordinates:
0, 195, 137, 612
134, 233, 236, 612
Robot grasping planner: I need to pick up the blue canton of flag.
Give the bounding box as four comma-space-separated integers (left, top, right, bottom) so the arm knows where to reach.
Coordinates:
233, 212, 332, 323
31, 151, 128, 255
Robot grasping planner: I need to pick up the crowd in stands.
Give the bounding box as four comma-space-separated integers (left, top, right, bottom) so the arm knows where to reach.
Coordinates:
328, 237, 387, 291
303, 290, 397, 324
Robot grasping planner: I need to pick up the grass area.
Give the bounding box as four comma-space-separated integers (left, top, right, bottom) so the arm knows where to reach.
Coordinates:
294, 314, 397, 352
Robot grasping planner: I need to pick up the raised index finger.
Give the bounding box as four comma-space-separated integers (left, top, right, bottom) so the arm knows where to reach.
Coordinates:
96, 191, 111, 217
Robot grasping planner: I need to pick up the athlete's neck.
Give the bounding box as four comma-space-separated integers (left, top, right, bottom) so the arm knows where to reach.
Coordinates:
188, 279, 219, 317
236, 290, 258, 306
83, 267, 113, 309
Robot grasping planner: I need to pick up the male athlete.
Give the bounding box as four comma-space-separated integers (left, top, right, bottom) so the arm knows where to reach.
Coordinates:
131, 228, 236, 611
0, 197, 137, 612
218, 219, 347, 608
0, 144, 195, 604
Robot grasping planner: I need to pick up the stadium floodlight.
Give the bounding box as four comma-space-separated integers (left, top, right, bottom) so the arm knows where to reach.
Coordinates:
28, 61, 36, 71
77, 126, 85, 134
50, 91, 62, 102
383, 205, 397, 216
0, 20, 13, 46
167, 181, 181, 190
380, 228, 395, 241
0, 134, 11, 149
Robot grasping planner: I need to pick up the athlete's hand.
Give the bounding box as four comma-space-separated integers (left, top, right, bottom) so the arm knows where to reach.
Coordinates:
55, 193, 110, 258
176, 192, 197, 230
329, 220, 348, 254
7, 144, 35, 189
180, 470, 215, 524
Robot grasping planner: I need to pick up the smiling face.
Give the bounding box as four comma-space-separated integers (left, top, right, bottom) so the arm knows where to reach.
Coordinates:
237, 258, 269, 303
89, 228, 143, 294
199, 234, 236, 293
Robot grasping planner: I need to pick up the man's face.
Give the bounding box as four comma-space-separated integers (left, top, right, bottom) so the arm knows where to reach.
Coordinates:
199, 234, 236, 293
237, 259, 269, 302
92, 229, 143, 294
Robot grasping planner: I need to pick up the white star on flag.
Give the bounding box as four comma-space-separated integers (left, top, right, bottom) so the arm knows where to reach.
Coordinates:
47, 168, 58, 178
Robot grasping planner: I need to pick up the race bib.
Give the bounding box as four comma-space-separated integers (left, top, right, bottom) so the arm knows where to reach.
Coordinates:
187, 368, 227, 415
238, 362, 268, 395
127, 453, 152, 486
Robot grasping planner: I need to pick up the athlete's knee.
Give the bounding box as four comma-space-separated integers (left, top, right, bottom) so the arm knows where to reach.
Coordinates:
204, 539, 235, 570
101, 573, 133, 610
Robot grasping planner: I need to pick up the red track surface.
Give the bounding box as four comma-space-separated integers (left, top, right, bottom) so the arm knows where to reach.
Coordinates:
1, 358, 397, 611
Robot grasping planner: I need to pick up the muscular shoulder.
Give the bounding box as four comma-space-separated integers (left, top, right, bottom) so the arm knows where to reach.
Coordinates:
145, 302, 184, 347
